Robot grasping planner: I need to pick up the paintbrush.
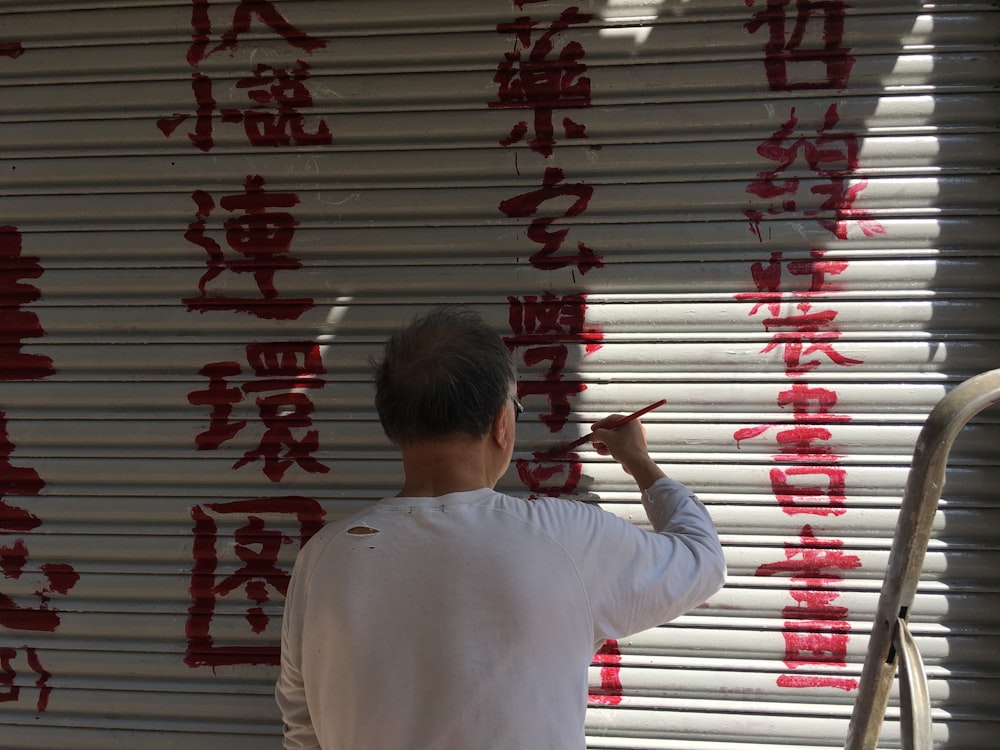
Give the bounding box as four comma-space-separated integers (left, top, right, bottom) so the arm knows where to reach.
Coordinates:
533, 398, 667, 460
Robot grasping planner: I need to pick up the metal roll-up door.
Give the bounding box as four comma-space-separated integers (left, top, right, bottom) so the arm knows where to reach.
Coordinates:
1, 1, 997, 748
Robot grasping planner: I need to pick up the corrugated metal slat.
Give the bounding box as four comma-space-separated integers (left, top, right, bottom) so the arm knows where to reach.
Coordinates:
1, 1, 998, 748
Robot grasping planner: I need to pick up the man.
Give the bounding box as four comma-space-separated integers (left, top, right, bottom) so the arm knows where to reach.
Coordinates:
276, 306, 725, 749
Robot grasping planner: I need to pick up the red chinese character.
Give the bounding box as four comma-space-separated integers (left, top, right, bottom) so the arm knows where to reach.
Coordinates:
181, 176, 313, 320
760, 301, 862, 375
771, 465, 847, 516
588, 638, 623, 705
188, 342, 329, 482
158, 62, 330, 151
744, 0, 855, 91
499, 167, 604, 274
218, 61, 332, 147
516, 457, 582, 498
186, 497, 325, 667
231, 390, 328, 482
756, 524, 860, 689
0, 228, 55, 381
187, 0, 326, 66
777, 383, 850, 460
505, 294, 603, 433
0, 414, 78, 634
778, 606, 857, 691
0, 646, 51, 712
744, 105, 886, 240
734, 384, 850, 511
490, 7, 592, 157
1, 413, 81, 634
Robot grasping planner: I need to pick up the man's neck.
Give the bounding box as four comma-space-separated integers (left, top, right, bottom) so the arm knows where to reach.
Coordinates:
396, 436, 497, 497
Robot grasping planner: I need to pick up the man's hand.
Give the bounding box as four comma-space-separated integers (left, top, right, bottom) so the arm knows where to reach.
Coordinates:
590, 414, 667, 491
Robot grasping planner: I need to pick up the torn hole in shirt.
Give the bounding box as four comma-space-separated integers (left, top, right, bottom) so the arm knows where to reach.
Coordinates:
347, 525, 380, 537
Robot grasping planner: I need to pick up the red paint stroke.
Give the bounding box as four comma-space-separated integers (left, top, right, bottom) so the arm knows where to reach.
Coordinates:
0, 646, 51, 711
189, 361, 246, 450
174, 72, 216, 152
0, 42, 24, 59
0, 539, 28, 578
39, 563, 79, 596
777, 673, 858, 691
589, 638, 623, 705
156, 114, 189, 138
25, 646, 51, 710
0, 648, 15, 702
0, 594, 60, 633
0, 499, 42, 534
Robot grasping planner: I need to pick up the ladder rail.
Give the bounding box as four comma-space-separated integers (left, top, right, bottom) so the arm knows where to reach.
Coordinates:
845, 368, 1000, 749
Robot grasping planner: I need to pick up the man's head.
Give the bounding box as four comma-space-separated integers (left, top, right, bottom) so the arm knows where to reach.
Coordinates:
372, 306, 518, 447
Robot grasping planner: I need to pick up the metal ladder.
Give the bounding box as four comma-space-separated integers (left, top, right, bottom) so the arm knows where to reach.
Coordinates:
845, 368, 1000, 749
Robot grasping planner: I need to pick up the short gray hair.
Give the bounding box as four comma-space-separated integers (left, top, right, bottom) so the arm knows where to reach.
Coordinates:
372, 306, 517, 446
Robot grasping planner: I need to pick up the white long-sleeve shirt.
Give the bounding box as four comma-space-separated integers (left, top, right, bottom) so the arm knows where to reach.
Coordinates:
276, 477, 726, 750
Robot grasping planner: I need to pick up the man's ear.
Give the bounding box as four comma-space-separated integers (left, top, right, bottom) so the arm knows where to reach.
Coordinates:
491, 403, 511, 449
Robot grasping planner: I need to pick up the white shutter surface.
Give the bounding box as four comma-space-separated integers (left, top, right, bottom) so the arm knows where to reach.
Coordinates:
1, 1, 998, 748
